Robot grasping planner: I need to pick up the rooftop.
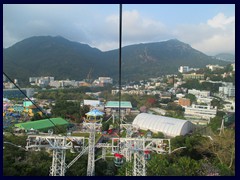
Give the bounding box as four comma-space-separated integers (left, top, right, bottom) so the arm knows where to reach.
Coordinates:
105, 101, 132, 108
15, 117, 69, 131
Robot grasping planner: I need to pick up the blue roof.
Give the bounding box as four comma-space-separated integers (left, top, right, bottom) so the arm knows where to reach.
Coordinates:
85, 109, 104, 116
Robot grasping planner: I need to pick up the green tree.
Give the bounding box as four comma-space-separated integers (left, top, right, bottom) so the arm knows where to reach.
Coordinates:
184, 93, 196, 104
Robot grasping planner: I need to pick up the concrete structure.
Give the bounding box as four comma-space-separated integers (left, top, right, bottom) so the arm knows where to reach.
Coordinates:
3, 82, 15, 89
176, 93, 185, 99
206, 64, 224, 71
184, 104, 217, 121
196, 97, 213, 105
132, 113, 195, 137
219, 86, 235, 97
160, 92, 172, 99
178, 66, 189, 73
105, 101, 132, 115
183, 73, 204, 80
188, 89, 210, 97
223, 101, 235, 112
93, 77, 113, 86
84, 100, 102, 109
29, 76, 54, 87
98, 77, 113, 84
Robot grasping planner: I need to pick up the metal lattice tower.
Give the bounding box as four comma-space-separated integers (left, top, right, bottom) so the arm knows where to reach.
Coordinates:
111, 136, 171, 176
132, 139, 146, 176
50, 148, 66, 176
133, 150, 146, 176
24, 124, 178, 176
82, 122, 102, 176
87, 123, 95, 176
26, 135, 85, 176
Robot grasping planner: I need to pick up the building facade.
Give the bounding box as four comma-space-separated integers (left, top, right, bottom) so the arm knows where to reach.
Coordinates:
219, 86, 235, 97
105, 101, 132, 115
188, 89, 210, 97
183, 73, 204, 80
184, 104, 217, 121
178, 66, 189, 73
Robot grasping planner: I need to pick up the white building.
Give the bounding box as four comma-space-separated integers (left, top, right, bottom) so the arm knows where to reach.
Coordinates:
223, 101, 235, 112
219, 86, 235, 97
184, 104, 217, 121
84, 100, 101, 108
99, 77, 113, 84
196, 96, 213, 105
206, 64, 224, 71
29, 76, 54, 87
178, 66, 189, 73
132, 113, 195, 137
188, 89, 210, 97
176, 93, 185, 99
3, 82, 15, 89
49, 81, 63, 88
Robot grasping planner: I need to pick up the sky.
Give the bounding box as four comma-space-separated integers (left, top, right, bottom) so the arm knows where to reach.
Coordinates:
3, 4, 235, 55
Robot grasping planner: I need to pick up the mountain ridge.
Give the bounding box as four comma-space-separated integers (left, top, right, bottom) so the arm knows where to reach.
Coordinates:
3, 36, 229, 85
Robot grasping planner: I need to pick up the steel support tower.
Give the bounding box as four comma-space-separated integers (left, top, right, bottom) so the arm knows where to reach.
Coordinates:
26, 135, 85, 176
82, 122, 102, 176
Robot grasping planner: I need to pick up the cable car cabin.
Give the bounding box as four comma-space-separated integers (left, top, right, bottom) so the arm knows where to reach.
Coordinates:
144, 150, 151, 160
114, 153, 124, 167
108, 129, 113, 134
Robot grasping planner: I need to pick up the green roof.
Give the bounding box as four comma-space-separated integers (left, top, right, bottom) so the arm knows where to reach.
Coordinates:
23, 101, 33, 107
105, 101, 132, 108
15, 117, 69, 131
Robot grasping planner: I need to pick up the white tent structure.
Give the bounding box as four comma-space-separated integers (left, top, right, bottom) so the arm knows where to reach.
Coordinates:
132, 113, 195, 137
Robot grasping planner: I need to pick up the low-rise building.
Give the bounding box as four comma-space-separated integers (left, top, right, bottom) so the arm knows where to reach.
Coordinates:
219, 85, 235, 97
105, 101, 132, 115
184, 104, 217, 122
29, 76, 54, 87
188, 89, 210, 97
196, 96, 213, 105
160, 92, 172, 99
84, 100, 102, 109
183, 73, 204, 80
206, 64, 224, 71
178, 66, 189, 73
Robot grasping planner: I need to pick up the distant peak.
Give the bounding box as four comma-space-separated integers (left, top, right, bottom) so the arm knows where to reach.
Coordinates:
168, 38, 180, 42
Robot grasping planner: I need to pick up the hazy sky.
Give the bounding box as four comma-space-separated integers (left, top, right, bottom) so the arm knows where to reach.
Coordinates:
3, 4, 235, 55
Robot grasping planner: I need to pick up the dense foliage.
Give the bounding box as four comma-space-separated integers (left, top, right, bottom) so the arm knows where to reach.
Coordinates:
4, 126, 234, 176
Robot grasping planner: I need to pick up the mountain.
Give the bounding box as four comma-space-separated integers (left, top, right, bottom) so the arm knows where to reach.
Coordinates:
3, 36, 228, 85
214, 53, 235, 62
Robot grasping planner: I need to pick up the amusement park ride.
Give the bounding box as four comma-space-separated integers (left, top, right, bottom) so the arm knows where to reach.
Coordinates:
25, 112, 176, 176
